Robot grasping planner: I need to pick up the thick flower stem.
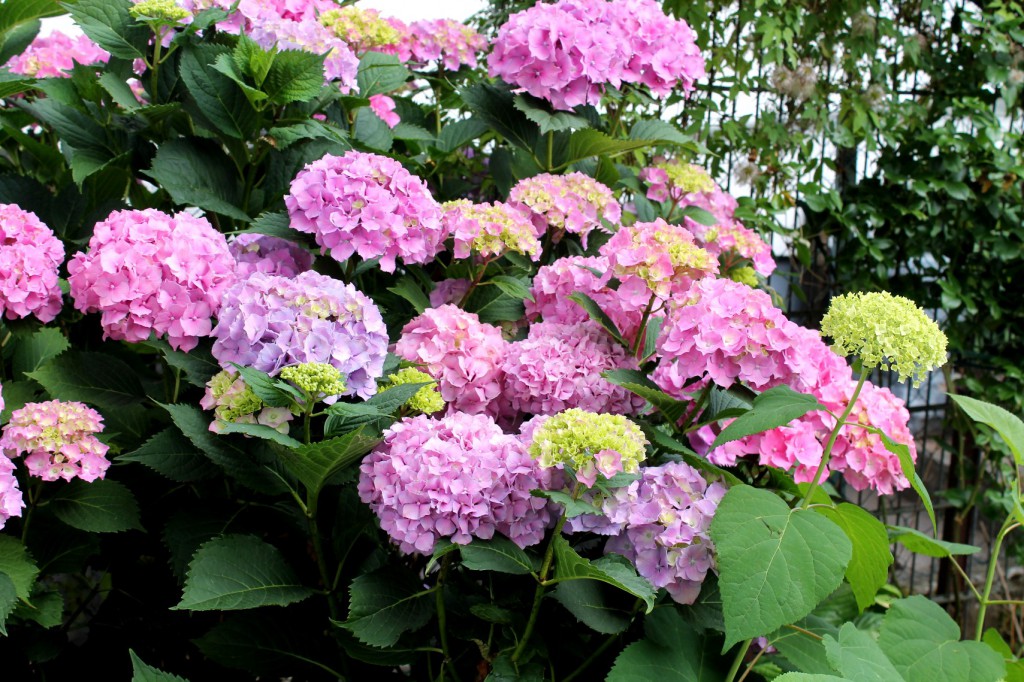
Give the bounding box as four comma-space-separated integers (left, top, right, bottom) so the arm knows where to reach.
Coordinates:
307, 490, 340, 622
800, 370, 868, 509
511, 511, 570, 664
631, 293, 658, 358
975, 518, 1019, 640
724, 639, 752, 682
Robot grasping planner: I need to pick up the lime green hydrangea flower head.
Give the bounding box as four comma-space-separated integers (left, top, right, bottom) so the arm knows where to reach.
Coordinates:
529, 409, 648, 486
728, 266, 759, 287
380, 368, 445, 414
280, 363, 346, 398
130, 0, 190, 24
321, 7, 402, 51
655, 160, 716, 195
820, 291, 948, 386
205, 370, 262, 421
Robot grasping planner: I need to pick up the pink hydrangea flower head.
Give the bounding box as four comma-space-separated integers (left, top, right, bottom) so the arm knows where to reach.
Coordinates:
235, 0, 336, 26
250, 17, 359, 91
0, 401, 110, 483
228, 233, 314, 278
442, 200, 541, 261
285, 152, 445, 273
394, 305, 508, 415
508, 172, 621, 247
5, 31, 109, 78
67, 208, 236, 351
0, 454, 23, 530
501, 321, 647, 417
319, 6, 411, 59
368, 94, 400, 128
406, 19, 487, 71
210, 271, 388, 399
358, 412, 556, 554
599, 218, 717, 299
0, 204, 65, 323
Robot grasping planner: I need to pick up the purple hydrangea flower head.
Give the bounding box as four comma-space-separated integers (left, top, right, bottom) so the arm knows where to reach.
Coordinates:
67, 208, 236, 351
358, 412, 557, 554
508, 172, 621, 247
210, 271, 388, 399
285, 152, 445, 273
406, 19, 488, 71
0, 204, 65, 323
0, 400, 110, 483
429, 278, 473, 308
228, 233, 314, 279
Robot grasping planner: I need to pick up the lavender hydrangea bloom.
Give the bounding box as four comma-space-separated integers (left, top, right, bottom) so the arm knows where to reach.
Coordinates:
228, 233, 314, 278
210, 271, 387, 399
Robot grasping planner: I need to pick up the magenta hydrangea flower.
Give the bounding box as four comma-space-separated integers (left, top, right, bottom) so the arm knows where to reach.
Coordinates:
502, 321, 647, 417
0, 204, 65, 323
0, 401, 110, 483
5, 31, 109, 78
285, 152, 445, 273
228, 233, 313, 278
489, 0, 704, 111
394, 305, 507, 415
405, 18, 487, 71
67, 209, 236, 351
210, 271, 387, 399
508, 172, 621, 247
250, 17, 359, 91
0, 454, 23, 531
368, 94, 400, 128
358, 412, 557, 555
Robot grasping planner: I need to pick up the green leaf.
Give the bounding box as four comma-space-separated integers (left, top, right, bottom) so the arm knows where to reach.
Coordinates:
244, 210, 303, 239
0, 535, 39, 600
353, 106, 393, 151
119, 427, 220, 482
709, 485, 852, 649
602, 369, 690, 423
365, 382, 434, 413
215, 421, 302, 448
823, 623, 901, 681
568, 291, 626, 345
263, 49, 325, 105
679, 205, 719, 226
179, 43, 258, 140
607, 607, 727, 681
0, 573, 17, 636
11, 588, 62, 628
489, 274, 534, 302
551, 536, 656, 612
20, 97, 111, 158
27, 351, 145, 410
878, 596, 1006, 682
566, 129, 652, 165
340, 569, 434, 647
641, 315, 663, 360
458, 537, 541, 575
628, 119, 693, 147
392, 122, 435, 142
513, 94, 591, 134
143, 139, 249, 221
229, 363, 300, 407
356, 51, 410, 97
435, 118, 489, 153
194, 612, 327, 676
140, 338, 220, 388
12, 327, 69, 378
815, 503, 893, 612
888, 525, 980, 558
65, 0, 148, 60
50, 479, 143, 533
98, 71, 142, 110
275, 427, 381, 497
175, 534, 313, 611
464, 283, 525, 324
268, 120, 348, 150
0, 0, 63, 35
949, 394, 1024, 467
0, 73, 34, 100
710, 385, 826, 451
533, 489, 603, 518
460, 82, 538, 153
387, 276, 431, 313
130, 649, 190, 682
773, 675, 852, 681
553, 580, 631, 635
880, 432, 936, 534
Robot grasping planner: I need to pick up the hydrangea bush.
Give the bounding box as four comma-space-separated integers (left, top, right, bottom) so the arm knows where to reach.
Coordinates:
0, 0, 1009, 680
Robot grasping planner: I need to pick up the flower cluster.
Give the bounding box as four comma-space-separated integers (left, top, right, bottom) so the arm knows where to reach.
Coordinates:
821, 291, 948, 386
320, 6, 410, 59
600, 218, 717, 299
358, 412, 555, 554
250, 16, 359, 90
280, 362, 346, 401
406, 19, 487, 71
379, 368, 445, 415
395, 305, 507, 415
4, 31, 109, 78
528, 409, 647, 487
228, 233, 313, 279
210, 271, 388, 399
68, 209, 236, 351
1, 401, 110, 483
130, 0, 191, 24
489, 0, 704, 110
443, 200, 542, 261
0, 204, 65, 323
0, 454, 23, 531
502, 321, 647, 417
508, 172, 620, 247
201, 370, 294, 434
285, 152, 445, 273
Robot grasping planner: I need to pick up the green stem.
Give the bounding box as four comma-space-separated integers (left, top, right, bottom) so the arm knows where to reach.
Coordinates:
975, 518, 1019, 640
171, 367, 181, 404
724, 639, 752, 682
307, 489, 340, 622
435, 554, 458, 682
149, 29, 163, 103
801, 370, 868, 509
546, 131, 554, 171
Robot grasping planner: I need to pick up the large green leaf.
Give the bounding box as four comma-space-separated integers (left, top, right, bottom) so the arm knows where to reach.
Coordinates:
709, 485, 852, 648
460, 82, 539, 153
27, 351, 145, 409
773, 675, 852, 681
513, 94, 591, 134
179, 43, 259, 140
565, 129, 653, 165
194, 612, 327, 677
65, 0, 148, 60
268, 120, 348, 150
550, 536, 656, 612
949, 394, 1024, 467
129, 650, 189, 682
435, 118, 489, 153
607, 607, 726, 681
816, 503, 893, 612
339, 569, 435, 647
888, 525, 979, 558
175, 534, 313, 611
143, 139, 250, 221
50, 479, 143, 533
602, 369, 690, 423
275, 427, 381, 496
824, 623, 901, 681
0, 535, 39, 600
458, 537, 541, 575
0, 573, 17, 636
262, 49, 325, 105
710, 385, 826, 450
0, 0, 63, 34
356, 51, 410, 97
880, 432, 937, 533
628, 119, 694, 147
119, 426, 220, 482
552, 579, 632, 635
353, 106, 394, 151
11, 327, 69, 378
140, 338, 220, 388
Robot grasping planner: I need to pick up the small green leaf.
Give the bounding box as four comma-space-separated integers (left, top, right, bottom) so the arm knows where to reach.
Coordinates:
130, 649, 190, 682
12, 327, 69, 378
640, 315, 663, 360
710, 485, 852, 649
356, 51, 410, 97
628, 119, 694, 147
175, 534, 313, 611
179, 43, 259, 140
880, 432, 936, 534
815, 503, 893, 612
823, 622, 901, 681
949, 394, 1024, 467
119, 427, 219, 482
711, 386, 826, 451
268, 120, 348, 150
566, 129, 653, 165
340, 569, 434, 647
0, 535, 39, 600
50, 479, 143, 533
459, 82, 538, 153
387, 276, 431, 313
490, 274, 534, 302
568, 291, 626, 345
140, 338, 220, 388
243, 210, 303, 239
513, 94, 591, 134
551, 536, 656, 612
392, 123, 435, 142
888, 525, 980, 558
229, 363, 301, 407
679, 205, 719, 226
532, 489, 603, 518
458, 537, 542, 575
11, 588, 62, 628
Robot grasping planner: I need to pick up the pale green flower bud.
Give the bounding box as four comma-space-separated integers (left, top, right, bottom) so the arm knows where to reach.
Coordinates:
529, 409, 647, 478
279, 363, 346, 398
130, 0, 191, 24
380, 368, 445, 414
